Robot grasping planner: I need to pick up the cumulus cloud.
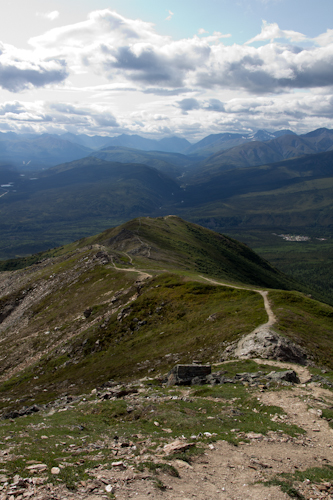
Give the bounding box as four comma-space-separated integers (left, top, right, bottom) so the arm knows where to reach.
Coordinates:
26, 11, 333, 95
49, 103, 88, 116
195, 42, 333, 93
0, 42, 68, 92
94, 112, 119, 127
0, 100, 120, 134
0, 9, 333, 136
1, 90, 333, 138
0, 101, 24, 115
48, 102, 119, 128
176, 90, 333, 137
246, 20, 306, 44
28, 10, 226, 88
205, 99, 225, 112
177, 98, 201, 114
315, 29, 333, 47
176, 97, 225, 113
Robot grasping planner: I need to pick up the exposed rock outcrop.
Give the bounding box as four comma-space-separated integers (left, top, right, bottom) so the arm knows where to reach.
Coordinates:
166, 364, 300, 388
231, 328, 307, 365
166, 364, 211, 386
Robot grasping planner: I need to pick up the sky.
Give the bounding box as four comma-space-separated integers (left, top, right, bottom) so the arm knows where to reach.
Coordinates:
0, 0, 332, 141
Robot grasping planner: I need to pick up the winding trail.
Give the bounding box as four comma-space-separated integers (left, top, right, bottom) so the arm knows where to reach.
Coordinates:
200, 276, 276, 331
110, 256, 152, 281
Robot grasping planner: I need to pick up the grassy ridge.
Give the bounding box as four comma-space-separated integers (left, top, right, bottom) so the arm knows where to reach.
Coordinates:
0, 216, 332, 412
270, 290, 333, 368
85, 216, 305, 291
0, 271, 267, 409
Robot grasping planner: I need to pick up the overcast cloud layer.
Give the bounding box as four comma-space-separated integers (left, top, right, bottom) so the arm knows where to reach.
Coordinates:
0, 8, 333, 139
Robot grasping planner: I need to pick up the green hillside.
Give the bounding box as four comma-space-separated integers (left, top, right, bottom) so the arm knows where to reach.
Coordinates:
0, 216, 332, 415
179, 154, 333, 304
84, 216, 302, 290
0, 150, 332, 262
181, 151, 333, 222
0, 216, 325, 407
0, 159, 182, 259
91, 147, 195, 178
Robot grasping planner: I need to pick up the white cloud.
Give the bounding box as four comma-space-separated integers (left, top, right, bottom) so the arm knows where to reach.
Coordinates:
36, 11, 60, 21
245, 20, 306, 44
314, 29, 333, 47
0, 9, 332, 137
195, 41, 333, 93
26, 11, 333, 95
0, 42, 68, 92
166, 10, 174, 21
1, 88, 332, 139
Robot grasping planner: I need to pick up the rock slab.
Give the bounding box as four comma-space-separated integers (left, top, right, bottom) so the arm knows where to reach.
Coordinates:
166, 364, 211, 386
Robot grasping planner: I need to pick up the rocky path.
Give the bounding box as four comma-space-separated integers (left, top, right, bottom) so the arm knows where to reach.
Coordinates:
1, 264, 332, 498
3, 359, 333, 500
254, 359, 311, 384
110, 257, 152, 281
255, 290, 276, 329
97, 375, 333, 500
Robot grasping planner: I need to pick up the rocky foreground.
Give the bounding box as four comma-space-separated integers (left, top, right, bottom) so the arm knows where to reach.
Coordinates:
1, 360, 333, 500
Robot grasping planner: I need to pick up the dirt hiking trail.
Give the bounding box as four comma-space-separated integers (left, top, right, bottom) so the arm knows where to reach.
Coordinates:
19, 359, 333, 500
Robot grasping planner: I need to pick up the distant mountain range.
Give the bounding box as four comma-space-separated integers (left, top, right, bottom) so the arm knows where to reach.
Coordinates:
184, 129, 296, 157
0, 132, 192, 169
1, 127, 332, 171
0, 147, 332, 258
188, 128, 333, 178
0, 129, 333, 306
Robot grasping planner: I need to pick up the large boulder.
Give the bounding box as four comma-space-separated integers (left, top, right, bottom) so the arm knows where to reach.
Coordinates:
233, 328, 307, 365
166, 364, 211, 386
266, 370, 300, 384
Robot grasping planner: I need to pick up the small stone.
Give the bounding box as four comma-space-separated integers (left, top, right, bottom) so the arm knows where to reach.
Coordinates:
26, 464, 47, 471
105, 485, 114, 493
51, 467, 60, 475
164, 439, 195, 455
175, 459, 193, 469
246, 432, 264, 440
84, 308, 92, 318
111, 461, 126, 469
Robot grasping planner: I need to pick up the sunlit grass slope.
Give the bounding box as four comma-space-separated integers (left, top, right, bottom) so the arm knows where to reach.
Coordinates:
0, 216, 330, 413
82, 216, 303, 290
